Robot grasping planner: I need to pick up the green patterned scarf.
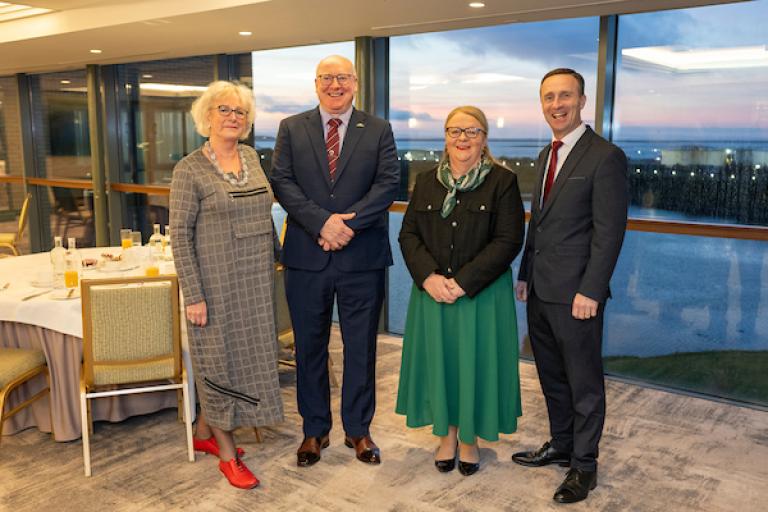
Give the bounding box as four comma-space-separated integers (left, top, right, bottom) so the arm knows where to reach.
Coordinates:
436, 156, 493, 218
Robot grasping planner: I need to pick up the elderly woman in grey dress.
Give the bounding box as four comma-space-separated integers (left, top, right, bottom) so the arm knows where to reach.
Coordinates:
170, 81, 283, 490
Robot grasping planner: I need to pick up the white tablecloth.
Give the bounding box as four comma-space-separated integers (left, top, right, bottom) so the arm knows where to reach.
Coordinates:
0, 248, 195, 441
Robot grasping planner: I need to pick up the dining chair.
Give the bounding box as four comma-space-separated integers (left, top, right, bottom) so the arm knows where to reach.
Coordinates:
79, 275, 194, 476
0, 347, 51, 447
0, 193, 32, 256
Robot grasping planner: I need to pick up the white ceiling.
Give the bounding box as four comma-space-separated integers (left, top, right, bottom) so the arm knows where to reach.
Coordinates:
0, 0, 744, 75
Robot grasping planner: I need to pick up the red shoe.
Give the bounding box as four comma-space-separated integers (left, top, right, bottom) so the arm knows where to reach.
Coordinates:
193, 436, 245, 458
219, 458, 260, 489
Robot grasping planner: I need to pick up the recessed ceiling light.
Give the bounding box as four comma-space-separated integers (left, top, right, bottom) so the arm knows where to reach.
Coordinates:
238, 31, 252, 36
89, 49, 102, 54
60, 79, 71, 84
142, 74, 153, 79
469, 2, 485, 7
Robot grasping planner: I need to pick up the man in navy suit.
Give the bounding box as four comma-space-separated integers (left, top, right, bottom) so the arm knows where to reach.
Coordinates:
271, 55, 399, 467
513, 68, 628, 503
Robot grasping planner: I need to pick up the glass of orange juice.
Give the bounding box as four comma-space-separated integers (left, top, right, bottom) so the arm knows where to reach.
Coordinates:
145, 265, 160, 277
120, 229, 133, 249
64, 269, 79, 288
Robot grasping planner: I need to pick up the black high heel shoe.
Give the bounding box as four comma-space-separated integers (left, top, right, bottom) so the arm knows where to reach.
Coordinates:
434, 442, 457, 472
458, 444, 480, 476
458, 460, 480, 476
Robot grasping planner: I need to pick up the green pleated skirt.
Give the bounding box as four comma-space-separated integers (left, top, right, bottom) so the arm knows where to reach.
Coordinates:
395, 270, 522, 443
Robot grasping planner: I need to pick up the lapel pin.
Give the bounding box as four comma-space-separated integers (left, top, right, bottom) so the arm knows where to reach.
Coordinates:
356, 122, 365, 128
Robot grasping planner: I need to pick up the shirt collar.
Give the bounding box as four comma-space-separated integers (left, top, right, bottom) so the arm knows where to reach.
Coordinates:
319, 105, 354, 127
554, 122, 587, 148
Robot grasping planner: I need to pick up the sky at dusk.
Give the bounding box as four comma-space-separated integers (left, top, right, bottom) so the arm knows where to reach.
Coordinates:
250, 1, 768, 143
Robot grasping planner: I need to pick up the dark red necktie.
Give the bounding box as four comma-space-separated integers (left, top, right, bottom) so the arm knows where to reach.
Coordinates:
543, 140, 564, 204
326, 118, 342, 180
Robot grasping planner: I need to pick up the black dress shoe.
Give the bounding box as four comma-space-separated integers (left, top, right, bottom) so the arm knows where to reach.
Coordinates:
297, 434, 330, 467
457, 460, 480, 476
511, 441, 570, 467
553, 468, 597, 504
344, 434, 381, 464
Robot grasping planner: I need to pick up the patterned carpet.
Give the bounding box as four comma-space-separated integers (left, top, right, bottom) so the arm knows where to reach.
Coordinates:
1, 329, 767, 512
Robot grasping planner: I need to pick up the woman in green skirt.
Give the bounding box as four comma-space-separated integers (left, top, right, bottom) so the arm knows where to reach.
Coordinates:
396, 106, 525, 476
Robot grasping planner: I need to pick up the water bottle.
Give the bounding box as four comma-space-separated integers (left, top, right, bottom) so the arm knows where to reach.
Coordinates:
149, 224, 164, 259
164, 225, 173, 261
50, 236, 66, 289
65, 237, 82, 290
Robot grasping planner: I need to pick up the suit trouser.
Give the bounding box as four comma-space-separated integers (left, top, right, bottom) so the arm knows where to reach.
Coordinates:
527, 289, 605, 471
285, 264, 385, 438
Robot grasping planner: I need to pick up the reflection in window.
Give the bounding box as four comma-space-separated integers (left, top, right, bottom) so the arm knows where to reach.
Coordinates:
46, 185, 96, 248
390, 19, 599, 201
30, 70, 91, 180
0, 77, 30, 253
251, 42, 355, 174
116, 56, 214, 186
615, 0, 768, 226
606, 230, 767, 407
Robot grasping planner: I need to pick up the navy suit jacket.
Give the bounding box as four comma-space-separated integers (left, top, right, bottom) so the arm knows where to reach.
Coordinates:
518, 126, 628, 304
270, 107, 400, 272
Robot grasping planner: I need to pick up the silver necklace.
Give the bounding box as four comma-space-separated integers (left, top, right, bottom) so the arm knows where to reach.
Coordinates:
205, 141, 249, 187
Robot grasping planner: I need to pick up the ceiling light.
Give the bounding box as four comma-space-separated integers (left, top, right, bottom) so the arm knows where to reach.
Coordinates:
622, 45, 768, 71
238, 31, 252, 36
142, 74, 153, 79
90, 49, 102, 54
0, 3, 52, 22
469, 2, 485, 7
60, 79, 71, 84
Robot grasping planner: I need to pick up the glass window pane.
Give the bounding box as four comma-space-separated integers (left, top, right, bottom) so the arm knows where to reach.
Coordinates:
0, 76, 24, 177
615, 1, 768, 226
122, 192, 170, 243
606, 230, 767, 407
117, 56, 214, 186
390, 19, 599, 201
30, 70, 91, 179
45, 185, 96, 248
251, 42, 355, 175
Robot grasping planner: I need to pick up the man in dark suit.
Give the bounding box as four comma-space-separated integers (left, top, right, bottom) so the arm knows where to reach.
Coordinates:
513, 68, 628, 503
270, 55, 399, 467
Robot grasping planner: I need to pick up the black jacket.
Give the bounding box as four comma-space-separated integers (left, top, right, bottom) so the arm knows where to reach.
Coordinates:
518, 126, 628, 304
399, 164, 524, 298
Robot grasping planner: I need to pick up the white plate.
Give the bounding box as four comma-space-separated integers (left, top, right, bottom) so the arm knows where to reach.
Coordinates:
97, 263, 139, 273
30, 279, 54, 288
49, 289, 80, 300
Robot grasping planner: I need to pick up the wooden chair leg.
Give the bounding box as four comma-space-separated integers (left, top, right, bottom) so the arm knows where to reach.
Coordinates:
176, 388, 183, 422
80, 390, 92, 476
253, 428, 263, 443
0, 391, 7, 448
182, 372, 194, 462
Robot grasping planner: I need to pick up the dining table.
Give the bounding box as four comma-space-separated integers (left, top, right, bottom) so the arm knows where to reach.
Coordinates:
0, 247, 196, 442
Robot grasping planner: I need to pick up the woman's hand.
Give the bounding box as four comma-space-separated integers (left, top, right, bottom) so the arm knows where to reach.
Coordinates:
423, 274, 457, 304
186, 301, 207, 327
446, 278, 466, 300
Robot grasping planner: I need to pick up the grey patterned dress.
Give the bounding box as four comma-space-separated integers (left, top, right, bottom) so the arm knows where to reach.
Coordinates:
170, 144, 283, 430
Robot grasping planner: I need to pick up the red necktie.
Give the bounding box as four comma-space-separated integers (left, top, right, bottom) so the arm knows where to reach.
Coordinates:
543, 140, 563, 204
326, 118, 342, 180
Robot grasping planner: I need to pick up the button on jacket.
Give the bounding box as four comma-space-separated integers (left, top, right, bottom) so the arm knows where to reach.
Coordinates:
399, 164, 525, 298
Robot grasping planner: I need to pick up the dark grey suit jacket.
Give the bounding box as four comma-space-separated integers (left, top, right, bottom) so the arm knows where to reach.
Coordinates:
518, 126, 628, 304
270, 107, 400, 272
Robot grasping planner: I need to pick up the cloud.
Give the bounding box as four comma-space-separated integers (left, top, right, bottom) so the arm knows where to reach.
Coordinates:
255, 94, 315, 114
390, 109, 436, 122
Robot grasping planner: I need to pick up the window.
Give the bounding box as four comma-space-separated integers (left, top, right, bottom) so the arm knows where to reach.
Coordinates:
615, 1, 768, 226
251, 41, 355, 175
390, 19, 599, 202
